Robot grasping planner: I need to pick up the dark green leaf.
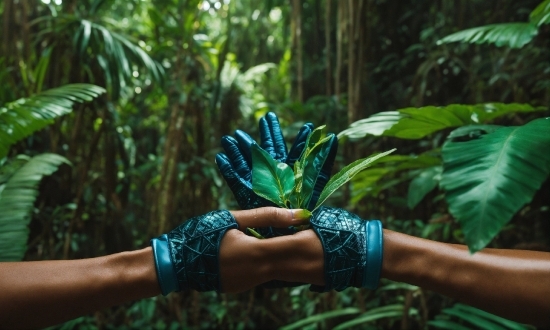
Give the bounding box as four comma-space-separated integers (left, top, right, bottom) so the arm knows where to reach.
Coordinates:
440, 118, 550, 252
315, 149, 396, 210
280, 308, 361, 330
332, 305, 406, 330
251, 144, 294, 208
407, 166, 442, 209
454, 304, 531, 330
428, 320, 471, 330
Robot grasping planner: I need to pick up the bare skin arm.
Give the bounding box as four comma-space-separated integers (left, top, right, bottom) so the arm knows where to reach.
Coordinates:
0, 207, 321, 329
382, 229, 550, 327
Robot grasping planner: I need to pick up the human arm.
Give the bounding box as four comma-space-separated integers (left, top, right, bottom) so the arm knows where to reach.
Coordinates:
382, 229, 550, 327
0, 207, 322, 329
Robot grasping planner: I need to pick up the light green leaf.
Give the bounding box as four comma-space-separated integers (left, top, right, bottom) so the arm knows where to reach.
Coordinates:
338, 103, 540, 140
0, 154, 71, 261
407, 166, 442, 209
280, 308, 361, 330
251, 144, 295, 208
314, 149, 396, 210
440, 118, 550, 252
437, 23, 538, 48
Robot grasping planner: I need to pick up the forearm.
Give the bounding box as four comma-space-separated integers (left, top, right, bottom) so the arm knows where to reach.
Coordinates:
0, 247, 160, 329
382, 229, 550, 326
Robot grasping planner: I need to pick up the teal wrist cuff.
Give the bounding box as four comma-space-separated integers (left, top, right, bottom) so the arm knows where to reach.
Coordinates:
151, 234, 180, 296
363, 220, 383, 290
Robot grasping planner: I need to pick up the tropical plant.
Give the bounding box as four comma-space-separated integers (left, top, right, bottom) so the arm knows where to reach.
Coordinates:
429, 303, 534, 330
251, 125, 396, 212
437, 0, 550, 48
0, 84, 105, 261
339, 103, 549, 252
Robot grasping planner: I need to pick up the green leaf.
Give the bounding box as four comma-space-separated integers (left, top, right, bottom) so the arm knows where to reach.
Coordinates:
437, 23, 538, 49
247, 228, 265, 239
440, 118, 550, 252
251, 144, 295, 208
338, 103, 540, 140
407, 166, 442, 209
280, 308, 361, 330
441, 308, 507, 330
0, 154, 71, 261
314, 149, 396, 210
0, 84, 106, 160
332, 305, 407, 330
453, 304, 531, 330
299, 132, 334, 209
428, 320, 472, 330
530, 0, 550, 27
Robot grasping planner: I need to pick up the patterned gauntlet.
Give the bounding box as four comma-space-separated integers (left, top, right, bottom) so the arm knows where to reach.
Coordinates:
309, 207, 384, 292
150, 210, 238, 295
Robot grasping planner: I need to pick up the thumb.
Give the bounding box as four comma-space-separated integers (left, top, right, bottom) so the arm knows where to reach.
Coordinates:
230, 207, 311, 231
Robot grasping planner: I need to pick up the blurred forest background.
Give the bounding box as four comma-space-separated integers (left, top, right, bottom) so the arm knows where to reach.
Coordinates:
1, 0, 549, 329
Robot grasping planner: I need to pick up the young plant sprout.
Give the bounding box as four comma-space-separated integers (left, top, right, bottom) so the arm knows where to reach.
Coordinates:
249, 125, 396, 237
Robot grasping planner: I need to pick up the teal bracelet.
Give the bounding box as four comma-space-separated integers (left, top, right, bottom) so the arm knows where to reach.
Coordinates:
150, 234, 180, 296
363, 220, 384, 290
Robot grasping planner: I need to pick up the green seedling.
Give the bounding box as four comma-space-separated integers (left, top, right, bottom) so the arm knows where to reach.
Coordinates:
248, 126, 396, 237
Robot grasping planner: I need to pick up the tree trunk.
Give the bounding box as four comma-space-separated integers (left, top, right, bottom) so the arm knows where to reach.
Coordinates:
325, 0, 332, 96
291, 0, 304, 102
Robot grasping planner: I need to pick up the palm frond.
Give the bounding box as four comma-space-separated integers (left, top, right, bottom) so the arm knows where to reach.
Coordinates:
437, 23, 538, 49
0, 154, 70, 261
0, 84, 106, 159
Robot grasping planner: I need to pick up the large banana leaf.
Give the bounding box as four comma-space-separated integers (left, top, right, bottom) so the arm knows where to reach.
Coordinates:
0, 154, 71, 261
440, 118, 550, 252
338, 103, 540, 140
0, 84, 106, 159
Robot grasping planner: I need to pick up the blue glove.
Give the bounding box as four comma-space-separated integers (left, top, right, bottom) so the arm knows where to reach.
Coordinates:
309, 207, 384, 292
215, 112, 338, 213
150, 210, 238, 295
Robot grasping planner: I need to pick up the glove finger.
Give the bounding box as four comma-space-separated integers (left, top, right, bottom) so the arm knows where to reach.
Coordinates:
234, 129, 256, 166
260, 112, 287, 161
221, 135, 251, 181
308, 134, 339, 209
215, 153, 245, 190
287, 122, 313, 168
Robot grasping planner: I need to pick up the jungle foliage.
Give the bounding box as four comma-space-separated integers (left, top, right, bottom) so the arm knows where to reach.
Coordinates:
0, 0, 549, 329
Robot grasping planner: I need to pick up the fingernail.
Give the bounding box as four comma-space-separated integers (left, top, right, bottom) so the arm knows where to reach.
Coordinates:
291, 209, 312, 223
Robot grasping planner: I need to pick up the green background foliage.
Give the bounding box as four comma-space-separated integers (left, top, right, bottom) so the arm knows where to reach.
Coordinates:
0, 0, 548, 328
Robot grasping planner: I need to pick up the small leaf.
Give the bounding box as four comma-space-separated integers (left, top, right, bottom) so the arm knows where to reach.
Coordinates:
251, 144, 294, 208
247, 228, 265, 239
407, 166, 442, 209
300, 135, 334, 209
314, 149, 397, 210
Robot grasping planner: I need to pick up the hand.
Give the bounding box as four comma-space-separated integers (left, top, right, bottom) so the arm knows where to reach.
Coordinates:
150, 207, 311, 294
309, 206, 384, 292
215, 112, 338, 213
